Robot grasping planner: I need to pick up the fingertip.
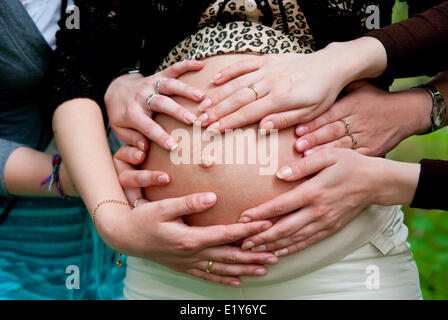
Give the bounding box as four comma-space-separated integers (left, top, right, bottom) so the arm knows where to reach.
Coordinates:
199, 192, 217, 207
304, 149, 316, 156
156, 173, 170, 184
295, 139, 309, 152
296, 125, 308, 136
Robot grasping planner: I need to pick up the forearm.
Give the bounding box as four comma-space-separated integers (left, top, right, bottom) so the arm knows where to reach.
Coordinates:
52, 98, 128, 213
3, 147, 77, 198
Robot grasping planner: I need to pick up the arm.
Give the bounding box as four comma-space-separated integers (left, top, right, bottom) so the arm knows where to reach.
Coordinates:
3, 146, 77, 198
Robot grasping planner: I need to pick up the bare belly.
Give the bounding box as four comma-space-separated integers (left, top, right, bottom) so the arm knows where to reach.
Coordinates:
143, 54, 303, 226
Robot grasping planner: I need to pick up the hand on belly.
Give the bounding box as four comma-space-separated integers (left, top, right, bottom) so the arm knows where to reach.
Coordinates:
142, 54, 303, 226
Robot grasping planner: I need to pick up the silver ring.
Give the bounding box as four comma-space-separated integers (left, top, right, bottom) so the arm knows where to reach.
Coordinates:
155, 78, 165, 93
145, 93, 157, 110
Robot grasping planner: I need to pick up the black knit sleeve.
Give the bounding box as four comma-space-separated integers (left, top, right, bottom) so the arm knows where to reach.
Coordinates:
50, 0, 143, 114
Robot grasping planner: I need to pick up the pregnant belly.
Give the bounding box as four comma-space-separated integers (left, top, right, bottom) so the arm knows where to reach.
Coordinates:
143, 54, 303, 226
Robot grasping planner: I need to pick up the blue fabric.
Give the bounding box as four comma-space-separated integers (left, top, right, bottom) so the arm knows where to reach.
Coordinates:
0, 198, 126, 300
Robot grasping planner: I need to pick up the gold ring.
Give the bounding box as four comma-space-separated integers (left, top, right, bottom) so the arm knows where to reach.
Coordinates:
340, 119, 350, 135
248, 83, 259, 100
145, 93, 157, 110
206, 260, 214, 273
349, 134, 358, 149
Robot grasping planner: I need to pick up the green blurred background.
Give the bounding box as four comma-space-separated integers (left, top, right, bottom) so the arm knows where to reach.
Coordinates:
387, 1, 448, 299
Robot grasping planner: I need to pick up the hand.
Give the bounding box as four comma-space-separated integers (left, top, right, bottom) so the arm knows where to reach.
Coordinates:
105, 60, 206, 151
193, 37, 387, 132
95, 192, 277, 286
292, 81, 433, 157
113, 144, 169, 206
238, 149, 420, 257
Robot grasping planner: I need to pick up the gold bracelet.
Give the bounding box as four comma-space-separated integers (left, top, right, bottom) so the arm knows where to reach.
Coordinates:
91, 199, 134, 267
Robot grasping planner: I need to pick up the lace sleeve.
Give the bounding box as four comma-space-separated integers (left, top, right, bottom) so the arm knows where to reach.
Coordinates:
50, 0, 143, 115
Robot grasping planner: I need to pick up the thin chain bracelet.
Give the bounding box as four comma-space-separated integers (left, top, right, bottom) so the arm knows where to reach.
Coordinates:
91, 200, 134, 267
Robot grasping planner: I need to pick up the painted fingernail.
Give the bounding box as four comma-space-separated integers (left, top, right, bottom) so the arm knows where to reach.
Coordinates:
274, 248, 289, 257
211, 73, 222, 83
157, 174, 170, 184
195, 91, 205, 100
296, 125, 308, 136
197, 113, 208, 123
199, 192, 217, 207
253, 268, 267, 276
137, 141, 146, 151
241, 241, 255, 250
304, 149, 315, 156
230, 281, 241, 287
251, 245, 266, 252
265, 257, 278, 264
135, 150, 144, 160
166, 139, 178, 150
276, 166, 293, 180
184, 112, 197, 124
206, 122, 220, 132
261, 121, 274, 131
198, 98, 212, 112
296, 139, 309, 151
238, 216, 252, 223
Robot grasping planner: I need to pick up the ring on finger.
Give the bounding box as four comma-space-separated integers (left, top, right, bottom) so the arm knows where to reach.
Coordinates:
349, 134, 358, 149
155, 78, 166, 94
145, 93, 158, 110
340, 119, 350, 135
206, 260, 214, 273
248, 83, 259, 100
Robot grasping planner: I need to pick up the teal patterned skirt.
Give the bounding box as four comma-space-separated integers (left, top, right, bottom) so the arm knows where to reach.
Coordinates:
0, 197, 125, 300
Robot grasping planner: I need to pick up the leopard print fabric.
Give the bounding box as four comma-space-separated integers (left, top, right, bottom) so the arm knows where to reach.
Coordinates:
158, 0, 356, 70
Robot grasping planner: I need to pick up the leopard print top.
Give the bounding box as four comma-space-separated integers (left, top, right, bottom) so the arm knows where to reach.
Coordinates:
158, 0, 362, 70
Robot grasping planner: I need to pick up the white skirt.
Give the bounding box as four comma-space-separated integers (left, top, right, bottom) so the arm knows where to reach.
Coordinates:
123, 206, 422, 300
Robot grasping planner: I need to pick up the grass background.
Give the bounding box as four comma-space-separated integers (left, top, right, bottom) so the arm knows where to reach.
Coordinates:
385, 1, 448, 299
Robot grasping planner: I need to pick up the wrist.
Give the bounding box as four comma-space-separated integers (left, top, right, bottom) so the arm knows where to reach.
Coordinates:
400, 88, 433, 136
325, 37, 387, 85
371, 158, 420, 206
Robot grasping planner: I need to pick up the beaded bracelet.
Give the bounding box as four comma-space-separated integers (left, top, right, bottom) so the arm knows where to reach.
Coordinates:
91, 200, 134, 267
40, 154, 69, 199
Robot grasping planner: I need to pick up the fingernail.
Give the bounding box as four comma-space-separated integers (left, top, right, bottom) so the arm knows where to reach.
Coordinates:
197, 113, 208, 123
296, 139, 309, 151
251, 245, 266, 252
265, 257, 278, 264
238, 216, 252, 223
304, 149, 315, 156
135, 150, 144, 160
206, 122, 220, 132
137, 141, 146, 151
199, 193, 217, 206
211, 73, 222, 83
274, 248, 289, 257
261, 121, 274, 131
241, 241, 255, 250
198, 98, 212, 112
296, 125, 308, 136
184, 112, 197, 124
253, 268, 267, 276
166, 139, 178, 150
276, 166, 293, 180
230, 281, 241, 287
261, 223, 271, 231
196, 91, 205, 100
157, 174, 170, 183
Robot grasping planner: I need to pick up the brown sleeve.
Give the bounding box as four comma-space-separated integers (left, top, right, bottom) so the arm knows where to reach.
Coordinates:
366, 1, 448, 78
410, 159, 448, 211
